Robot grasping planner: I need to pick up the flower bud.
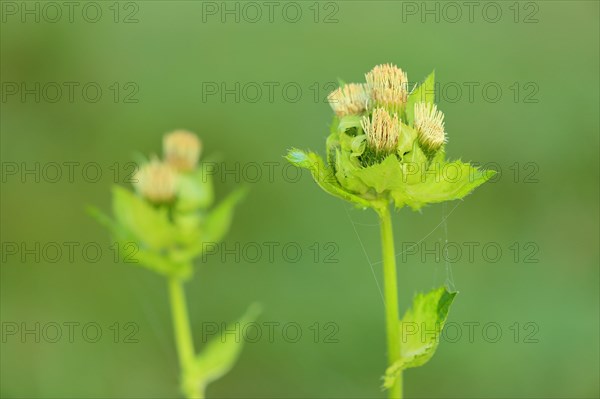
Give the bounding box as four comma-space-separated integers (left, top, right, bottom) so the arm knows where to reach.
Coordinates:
327, 83, 368, 117
133, 159, 177, 204
365, 64, 409, 111
361, 108, 400, 155
414, 102, 446, 151
163, 130, 202, 172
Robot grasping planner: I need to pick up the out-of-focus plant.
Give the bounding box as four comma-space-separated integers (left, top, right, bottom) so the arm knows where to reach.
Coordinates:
89, 130, 258, 398
286, 64, 495, 398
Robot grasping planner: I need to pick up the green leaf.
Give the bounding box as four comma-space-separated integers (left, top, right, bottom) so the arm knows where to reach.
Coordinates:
406, 71, 435, 126
334, 148, 370, 195
88, 205, 187, 276
353, 155, 405, 194
286, 148, 375, 209
383, 286, 457, 389
111, 186, 176, 249
397, 123, 419, 158
176, 167, 214, 212
193, 303, 262, 392
400, 142, 429, 186
398, 161, 496, 210
202, 186, 247, 244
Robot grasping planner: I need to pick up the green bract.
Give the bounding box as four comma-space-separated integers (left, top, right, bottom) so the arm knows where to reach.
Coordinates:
287, 71, 495, 212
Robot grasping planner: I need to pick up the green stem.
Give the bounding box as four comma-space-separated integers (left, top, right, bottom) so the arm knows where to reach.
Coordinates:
168, 277, 203, 399
378, 206, 402, 399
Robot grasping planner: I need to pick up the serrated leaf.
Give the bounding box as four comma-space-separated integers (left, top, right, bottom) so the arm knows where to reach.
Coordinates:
111, 186, 176, 249
406, 71, 435, 126
193, 303, 262, 392
393, 161, 495, 210
383, 287, 456, 389
353, 155, 405, 194
286, 148, 375, 209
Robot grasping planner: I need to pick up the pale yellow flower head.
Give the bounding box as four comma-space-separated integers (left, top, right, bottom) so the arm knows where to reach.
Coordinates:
361, 108, 400, 155
365, 64, 409, 110
327, 83, 368, 117
163, 130, 202, 172
133, 159, 178, 204
414, 102, 446, 151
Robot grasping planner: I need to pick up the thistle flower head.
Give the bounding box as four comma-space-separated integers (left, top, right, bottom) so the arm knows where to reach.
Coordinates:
361, 108, 400, 155
163, 130, 202, 172
327, 83, 368, 117
133, 159, 178, 204
414, 102, 446, 151
365, 64, 409, 110
286, 65, 495, 212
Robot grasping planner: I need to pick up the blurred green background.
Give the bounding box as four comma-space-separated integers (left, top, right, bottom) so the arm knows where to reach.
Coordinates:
1, 1, 598, 398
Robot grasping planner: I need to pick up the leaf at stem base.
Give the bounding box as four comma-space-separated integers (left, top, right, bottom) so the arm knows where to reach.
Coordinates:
188, 303, 262, 395
383, 286, 457, 389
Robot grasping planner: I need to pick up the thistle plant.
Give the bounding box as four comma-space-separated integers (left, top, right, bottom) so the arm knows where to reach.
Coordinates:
286, 64, 495, 398
89, 130, 258, 399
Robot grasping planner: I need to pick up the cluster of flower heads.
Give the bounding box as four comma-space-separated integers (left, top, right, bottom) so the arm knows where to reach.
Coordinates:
327, 63, 446, 157
133, 130, 202, 204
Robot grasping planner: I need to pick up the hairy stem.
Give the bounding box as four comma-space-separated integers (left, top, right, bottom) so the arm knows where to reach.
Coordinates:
168, 277, 203, 399
378, 206, 402, 399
